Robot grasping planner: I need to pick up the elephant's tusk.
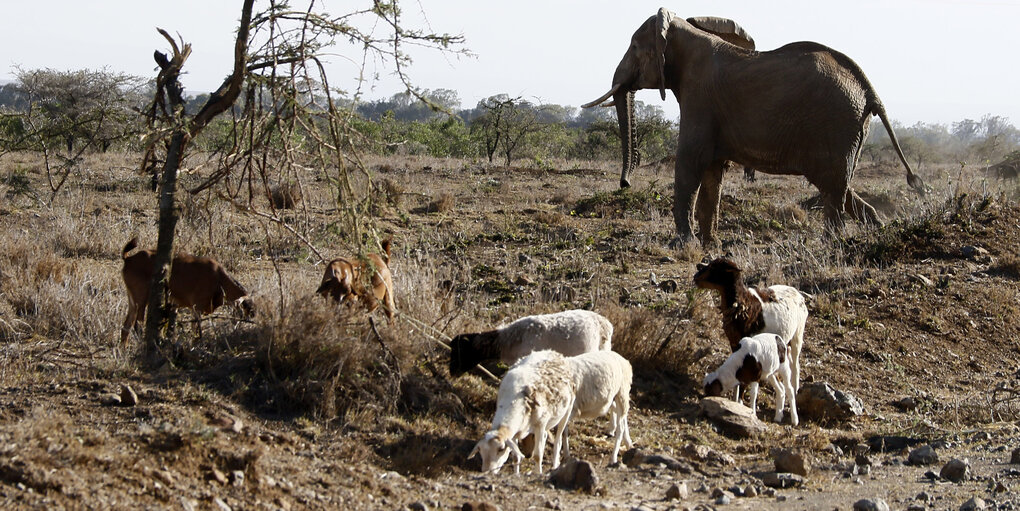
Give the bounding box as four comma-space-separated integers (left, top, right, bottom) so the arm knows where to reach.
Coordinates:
581, 84, 621, 108
601, 101, 616, 107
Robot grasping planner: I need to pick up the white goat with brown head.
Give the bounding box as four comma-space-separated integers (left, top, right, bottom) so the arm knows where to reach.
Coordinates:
120, 238, 255, 344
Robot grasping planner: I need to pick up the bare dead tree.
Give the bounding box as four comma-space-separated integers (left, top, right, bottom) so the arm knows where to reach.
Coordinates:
138, 0, 464, 364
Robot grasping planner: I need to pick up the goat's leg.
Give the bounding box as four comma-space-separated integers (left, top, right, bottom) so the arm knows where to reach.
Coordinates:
747, 382, 760, 416
121, 299, 142, 344
769, 374, 785, 423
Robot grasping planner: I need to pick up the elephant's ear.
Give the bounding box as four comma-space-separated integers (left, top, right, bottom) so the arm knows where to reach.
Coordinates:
686, 16, 755, 50
655, 8, 675, 101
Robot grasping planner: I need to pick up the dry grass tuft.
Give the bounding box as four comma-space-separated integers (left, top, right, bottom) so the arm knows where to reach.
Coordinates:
428, 192, 455, 214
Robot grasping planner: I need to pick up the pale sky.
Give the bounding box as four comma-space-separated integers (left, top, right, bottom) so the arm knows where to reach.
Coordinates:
1, 1, 1017, 126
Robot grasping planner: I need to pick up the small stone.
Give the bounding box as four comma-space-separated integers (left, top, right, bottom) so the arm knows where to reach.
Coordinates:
853, 498, 890, 511
1010, 447, 1020, 464
208, 467, 228, 485
940, 458, 971, 482
743, 484, 758, 498
665, 482, 689, 500
916, 492, 933, 503
796, 382, 864, 423
119, 384, 138, 406
715, 494, 731, 506
153, 469, 174, 486
960, 497, 986, 511
213, 498, 232, 511
773, 449, 810, 476
99, 393, 122, 406
408, 502, 429, 511
761, 472, 805, 489
461, 502, 500, 511
700, 397, 767, 439
907, 445, 939, 466
230, 470, 245, 487
548, 458, 598, 495
906, 505, 926, 511
892, 396, 917, 411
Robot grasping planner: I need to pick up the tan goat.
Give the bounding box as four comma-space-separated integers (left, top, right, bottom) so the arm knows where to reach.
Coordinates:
315, 239, 395, 319
120, 238, 255, 344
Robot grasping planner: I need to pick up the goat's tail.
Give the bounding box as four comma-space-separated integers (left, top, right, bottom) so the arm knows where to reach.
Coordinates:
122, 238, 139, 259
380, 238, 392, 264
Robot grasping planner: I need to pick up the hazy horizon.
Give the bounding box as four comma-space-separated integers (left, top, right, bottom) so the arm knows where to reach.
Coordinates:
1, 1, 1017, 127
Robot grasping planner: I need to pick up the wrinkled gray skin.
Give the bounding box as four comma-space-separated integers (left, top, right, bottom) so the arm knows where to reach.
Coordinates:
584, 9, 925, 247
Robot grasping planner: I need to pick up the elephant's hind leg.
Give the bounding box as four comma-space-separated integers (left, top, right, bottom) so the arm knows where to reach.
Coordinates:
844, 189, 883, 226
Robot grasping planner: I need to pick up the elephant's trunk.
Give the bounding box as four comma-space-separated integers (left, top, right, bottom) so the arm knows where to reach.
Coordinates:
614, 90, 637, 188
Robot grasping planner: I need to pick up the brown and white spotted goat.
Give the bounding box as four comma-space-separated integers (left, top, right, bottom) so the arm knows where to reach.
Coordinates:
316, 239, 395, 319
693, 257, 808, 392
703, 333, 798, 425
120, 238, 255, 344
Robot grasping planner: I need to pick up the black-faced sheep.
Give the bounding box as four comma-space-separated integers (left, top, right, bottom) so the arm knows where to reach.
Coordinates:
703, 333, 799, 425
449, 309, 612, 378
693, 257, 808, 392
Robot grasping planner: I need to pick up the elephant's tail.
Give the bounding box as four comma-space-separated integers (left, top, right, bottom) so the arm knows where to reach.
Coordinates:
872, 101, 926, 196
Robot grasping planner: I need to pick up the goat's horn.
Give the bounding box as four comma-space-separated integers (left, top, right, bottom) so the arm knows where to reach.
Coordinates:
581, 84, 622, 108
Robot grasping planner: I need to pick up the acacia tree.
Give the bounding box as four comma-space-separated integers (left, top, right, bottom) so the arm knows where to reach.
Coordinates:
139, 0, 463, 362
1, 68, 145, 201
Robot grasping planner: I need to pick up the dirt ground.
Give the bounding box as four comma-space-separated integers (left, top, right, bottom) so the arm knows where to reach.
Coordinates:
0, 153, 1018, 510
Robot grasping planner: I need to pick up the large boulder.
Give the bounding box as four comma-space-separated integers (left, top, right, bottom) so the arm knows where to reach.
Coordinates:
700, 397, 767, 439
548, 458, 598, 494
796, 382, 863, 423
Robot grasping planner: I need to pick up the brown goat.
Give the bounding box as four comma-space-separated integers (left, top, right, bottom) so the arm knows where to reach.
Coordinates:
120, 238, 255, 344
316, 239, 395, 319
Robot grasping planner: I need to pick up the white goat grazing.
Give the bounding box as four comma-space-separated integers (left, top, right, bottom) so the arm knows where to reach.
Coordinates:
559, 350, 634, 465
449, 309, 613, 378
703, 333, 799, 426
469, 350, 573, 475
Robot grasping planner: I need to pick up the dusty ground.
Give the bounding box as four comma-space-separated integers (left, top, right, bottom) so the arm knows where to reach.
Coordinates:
0, 152, 1019, 510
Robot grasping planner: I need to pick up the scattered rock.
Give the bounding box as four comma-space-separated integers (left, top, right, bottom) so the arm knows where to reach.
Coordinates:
208, 467, 228, 485
892, 396, 917, 411
700, 397, 767, 439
908, 445, 939, 466
119, 384, 138, 406
213, 497, 232, 511
960, 245, 990, 262
744, 484, 758, 498
230, 470, 245, 487
1011, 447, 1020, 464
715, 494, 731, 506
153, 469, 174, 486
941, 458, 971, 482
773, 449, 810, 477
760, 472, 805, 489
408, 502, 429, 511
665, 482, 689, 500
867, 435, 925, 453
548, 458, 598, 494
853, 498, 890, 511
99, 393, 122, 407
621, 449, 694, 473
796, 382, 864, 422
960, 496, 986, 510
461, 502, 500, 511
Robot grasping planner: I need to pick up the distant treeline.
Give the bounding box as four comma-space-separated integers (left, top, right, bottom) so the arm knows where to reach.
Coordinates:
1, 71, 1017, 168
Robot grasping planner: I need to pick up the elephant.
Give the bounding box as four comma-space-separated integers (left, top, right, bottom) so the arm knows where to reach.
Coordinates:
583, 9, 926, 247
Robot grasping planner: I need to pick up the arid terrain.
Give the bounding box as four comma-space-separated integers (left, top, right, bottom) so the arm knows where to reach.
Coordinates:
0, 151, 1019, 510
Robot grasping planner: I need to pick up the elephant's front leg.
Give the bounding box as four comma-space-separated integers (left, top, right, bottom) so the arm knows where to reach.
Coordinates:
694, 163, 725, 248
671, 152, 707, 248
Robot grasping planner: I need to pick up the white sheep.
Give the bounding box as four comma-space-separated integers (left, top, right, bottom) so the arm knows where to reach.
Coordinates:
703, 333, 799, 426
469, 350, 574, 475
559, 350, 634, 465
449, 309, 613, 378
